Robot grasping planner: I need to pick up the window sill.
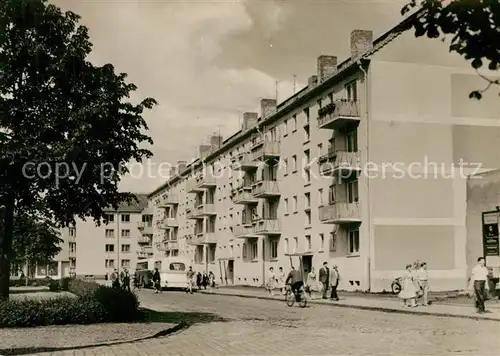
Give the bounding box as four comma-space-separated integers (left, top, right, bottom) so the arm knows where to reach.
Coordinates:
251, 258, 259, 263
293, 211, 298, 215
305, 225, 311, 230
318, 250, 324, 253
304, 182, 311, 188
292, 129, 297, 133
292, 170, 298, 174
270, 258, 278, 262
346, 253, 360, 258
303, 140, 310, 145
284, 213, 289, 216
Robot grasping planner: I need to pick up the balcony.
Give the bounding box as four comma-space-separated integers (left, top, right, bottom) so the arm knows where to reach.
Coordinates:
69, 250, 76, 258
318, 202, 361, 224
187, 174, 217, 192
195, 203, 216, 216
317, 100, 360, 130
233, 224, 259, 238
232, 186, 259, 205
251, 139, 281, 161
254, 219, 281, 235
252, 180, 280, 198
231, 152, 259, 171
164, 217, 179, 227
188, 232, 217, 245
158, 195, 179, 207
137, 246, 153, 259
166, 240, 179, 250
138, 235, 151, 244
319, 150, 361, 177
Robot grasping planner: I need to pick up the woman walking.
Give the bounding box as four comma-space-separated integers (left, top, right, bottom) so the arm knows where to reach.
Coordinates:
306, 267, 317, 300
277, 266, 286, 295
398, 264, 418, 307
267, 267, 276, 296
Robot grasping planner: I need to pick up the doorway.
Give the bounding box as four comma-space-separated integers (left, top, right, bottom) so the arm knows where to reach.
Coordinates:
302, 255, 312, 275
227, 260, 234, 284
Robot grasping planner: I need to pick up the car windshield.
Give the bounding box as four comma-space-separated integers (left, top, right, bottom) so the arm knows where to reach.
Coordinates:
169, 262, 186, 271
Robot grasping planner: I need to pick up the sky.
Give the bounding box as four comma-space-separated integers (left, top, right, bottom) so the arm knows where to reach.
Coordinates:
51, 0, 410, 193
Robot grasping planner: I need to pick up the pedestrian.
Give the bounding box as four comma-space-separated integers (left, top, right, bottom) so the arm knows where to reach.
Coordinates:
469, 257, 490, 314
202, 272, 209, 290
186, 266, 195, 294
416, 262, 429, 306
318, 261, 330, 299
196, 272, 202, 290
398, 264, 418, 307
111, 269, 120, 289
306, 267, 317, 300
209, 271, 216, 291
277, 267, 286, 295
267, 267, 276, 296
329, 265, 340, 301
152, 268, 161, 293
122, 268, 131, 292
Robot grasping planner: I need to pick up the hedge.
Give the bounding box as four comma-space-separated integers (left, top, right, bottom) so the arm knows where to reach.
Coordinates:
0, 278, 140, 327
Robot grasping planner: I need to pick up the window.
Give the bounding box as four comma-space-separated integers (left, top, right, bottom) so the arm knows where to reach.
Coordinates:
69, 228, 76, 237
208, 245, 216, 263
270, 239, 278, 259
305, 235, 311, 251
304, 193, 311, 208
105, 214, 114, 222
293, 196, 298, 212
348, 229, 360, 254
283, 121, 288, 136
347, 128, 358, 152
318, 189, 324, 206
330, 231, 337, 251
105, 229, 114, 238
292, 155, 297, 172
284, 238, 289, 254
304, 126, 310, 142
282, 158, 288, 174
319, 233, 325, 251
121, 214, 130, 222
345, 81, 357, 101
293, 237, 298, 253
317, 143, 323, 157
304, 150, 310, 165
121, 229, 131, 238
328, 185, 336, 204
304, 169, 311, 184
292, 115, 297, 131
284, 198, 289, 214
304, 107, 310, 122
250, 242, 258, 260
69, 243, 76, 253
328, 92, 334, 104
169, 262, 186, 271
105, 259, 114, 268
121, 244, 130, 253
105, 244, 114, 252
242, 243, 248, 259
121, 259, 130, 268
347, 181, 359, 203
305, 211, 311, 226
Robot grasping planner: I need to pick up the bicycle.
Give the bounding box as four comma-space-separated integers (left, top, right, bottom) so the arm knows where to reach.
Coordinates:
285, 284, 307, 308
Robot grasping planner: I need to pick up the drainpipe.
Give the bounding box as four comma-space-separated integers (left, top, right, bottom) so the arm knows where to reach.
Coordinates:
256, 126, 266, 285
357, 60, 371, 292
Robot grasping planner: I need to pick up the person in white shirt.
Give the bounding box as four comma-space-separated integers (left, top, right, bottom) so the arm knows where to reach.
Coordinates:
417, 262, 430, 306
469, 257, 490, 314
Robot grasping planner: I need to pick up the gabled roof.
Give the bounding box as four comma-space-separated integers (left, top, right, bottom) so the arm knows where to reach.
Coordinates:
103, 193, 149, 213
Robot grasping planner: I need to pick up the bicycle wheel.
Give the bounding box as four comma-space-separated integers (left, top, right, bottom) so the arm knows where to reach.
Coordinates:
298, 291, 307, 308
285, 290, 295, 307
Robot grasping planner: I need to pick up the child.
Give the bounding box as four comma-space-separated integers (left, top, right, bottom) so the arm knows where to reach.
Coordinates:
398, 264, 418, 307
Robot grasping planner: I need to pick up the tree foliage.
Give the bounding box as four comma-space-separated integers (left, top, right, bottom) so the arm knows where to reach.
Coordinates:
0, 0, 157, 299
402, 0, 500, 99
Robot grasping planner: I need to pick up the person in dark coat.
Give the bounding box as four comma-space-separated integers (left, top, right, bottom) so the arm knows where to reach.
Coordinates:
202, 272, 209, 290
196, 272, 202, 289
152, 268, 161, 293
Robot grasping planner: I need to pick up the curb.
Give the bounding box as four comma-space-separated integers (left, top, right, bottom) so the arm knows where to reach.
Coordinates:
200, 291, 500, 322
0, 323, 187, 356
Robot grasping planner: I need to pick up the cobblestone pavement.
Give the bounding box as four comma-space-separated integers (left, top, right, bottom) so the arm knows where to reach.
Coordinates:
32, 290, 500, 356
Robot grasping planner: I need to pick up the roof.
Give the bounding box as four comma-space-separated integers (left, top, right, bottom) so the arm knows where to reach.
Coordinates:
103, 193, 149, 213
148, 8, 425, 198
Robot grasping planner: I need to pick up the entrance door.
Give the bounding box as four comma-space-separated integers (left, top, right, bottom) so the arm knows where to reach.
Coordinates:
302, 255, 312, 275
227, 260, 234, 284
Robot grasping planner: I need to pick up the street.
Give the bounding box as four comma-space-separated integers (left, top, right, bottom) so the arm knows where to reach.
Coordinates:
36, 290, 500, 355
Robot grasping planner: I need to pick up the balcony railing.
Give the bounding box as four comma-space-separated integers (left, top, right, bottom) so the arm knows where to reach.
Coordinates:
317, 100, 360, 130
138, 235, 150, 244
187, 173, 217, 193
232, 152, 259, 171
188, 232, 217, 245
164, 217, 178, 227
158, 195, 179, 207
252, 180, 280, 198
254, 219, 281, 235
69, 250, 76, 258
318, 202, 361, 224
232, 187, 259, 205
233, 224, 259, 238
251, 139, 281, 161
195, 203, 216, 216
319, 150, 361, 177
137, 246, 153, 258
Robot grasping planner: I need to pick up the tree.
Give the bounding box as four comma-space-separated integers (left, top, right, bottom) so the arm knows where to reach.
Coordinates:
402, 0, 500, 99
0, 0, 157, 299
9, 213, 63, 280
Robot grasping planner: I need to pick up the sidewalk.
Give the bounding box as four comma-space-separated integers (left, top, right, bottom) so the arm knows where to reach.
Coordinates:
200, 287, 500, 321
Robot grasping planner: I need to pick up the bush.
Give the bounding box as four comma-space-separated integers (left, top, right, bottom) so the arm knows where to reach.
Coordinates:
1, 279, 140, 327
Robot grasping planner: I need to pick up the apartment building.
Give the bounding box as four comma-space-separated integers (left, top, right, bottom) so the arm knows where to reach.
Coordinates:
147, 12, 500, 292
58, 194, 154, 278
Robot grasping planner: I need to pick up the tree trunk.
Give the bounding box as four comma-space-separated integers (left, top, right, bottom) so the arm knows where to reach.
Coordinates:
0, 195, 15, 301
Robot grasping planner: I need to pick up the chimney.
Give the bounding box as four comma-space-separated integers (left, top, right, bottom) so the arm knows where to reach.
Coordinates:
242, 112, 258, 131
199, 144, 212, 158
260, 99, 277, 119
210, 135, 223, 148
308, 75, 318, 88
176, 160, 187, 174
350, 29, 373, 59
317, 55, 337, 82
